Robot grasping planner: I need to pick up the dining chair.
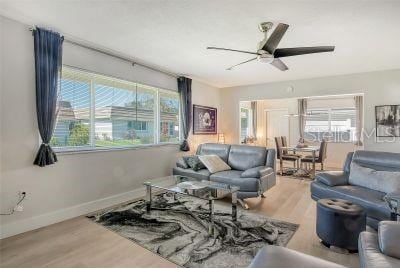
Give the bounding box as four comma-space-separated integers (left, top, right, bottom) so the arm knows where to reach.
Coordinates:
281, 136, 302, 158
275, 137, 301, 173
300, 139, 328, 170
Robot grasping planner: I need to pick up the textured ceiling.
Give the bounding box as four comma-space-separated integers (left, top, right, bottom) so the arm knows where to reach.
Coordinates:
1, 0, 400, 88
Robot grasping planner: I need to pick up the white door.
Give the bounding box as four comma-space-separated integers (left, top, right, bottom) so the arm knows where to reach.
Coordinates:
266, 110, 290, 148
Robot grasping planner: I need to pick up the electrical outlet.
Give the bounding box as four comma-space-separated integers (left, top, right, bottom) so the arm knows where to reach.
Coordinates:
13, 191, 26, 212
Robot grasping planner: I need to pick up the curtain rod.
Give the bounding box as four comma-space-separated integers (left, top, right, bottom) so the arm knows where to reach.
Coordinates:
29, 27, 179, 79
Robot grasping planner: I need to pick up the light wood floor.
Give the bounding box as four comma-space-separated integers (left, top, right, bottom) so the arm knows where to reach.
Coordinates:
0, 176, 359, 268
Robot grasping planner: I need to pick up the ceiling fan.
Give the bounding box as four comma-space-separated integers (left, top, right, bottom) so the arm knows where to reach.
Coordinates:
207, 22, 335, 71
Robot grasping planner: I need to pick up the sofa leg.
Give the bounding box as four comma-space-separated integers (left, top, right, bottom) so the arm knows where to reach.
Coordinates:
261, 193, 266, 198
238, 199, 249, 210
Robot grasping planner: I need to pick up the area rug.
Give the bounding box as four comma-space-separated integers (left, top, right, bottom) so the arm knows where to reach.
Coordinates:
87, 193, 299, 268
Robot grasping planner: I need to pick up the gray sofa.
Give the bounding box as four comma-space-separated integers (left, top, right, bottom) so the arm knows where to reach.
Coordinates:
311, 150, 400, 229
249, 221, 400, 268
359, 221, 400, 268
249, 245, 345, 268
173, 143, 276, 201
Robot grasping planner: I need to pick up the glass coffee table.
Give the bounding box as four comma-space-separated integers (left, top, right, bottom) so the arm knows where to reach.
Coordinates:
143, 175, 239, 235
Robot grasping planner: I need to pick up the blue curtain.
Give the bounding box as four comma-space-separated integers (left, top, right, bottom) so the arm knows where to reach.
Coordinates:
33, 27, 64, 167
177, 77, 192, 151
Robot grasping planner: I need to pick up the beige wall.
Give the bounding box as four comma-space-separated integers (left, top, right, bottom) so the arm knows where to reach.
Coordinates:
221, 69, 400, 158
0, 16, 220, 238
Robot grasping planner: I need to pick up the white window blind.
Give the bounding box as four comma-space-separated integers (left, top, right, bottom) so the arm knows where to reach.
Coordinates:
51, 66, 180, 151
304, 107, 356, 142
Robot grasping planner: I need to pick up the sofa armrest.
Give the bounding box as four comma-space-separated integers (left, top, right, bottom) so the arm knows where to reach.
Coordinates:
378, 221, 400, 259
249, 246, 345, 268
241, 166, 273, 178
315, 171, 349, 186
176, 157, 189, 169
359, 231, 400, 268
265, 149, 276, 171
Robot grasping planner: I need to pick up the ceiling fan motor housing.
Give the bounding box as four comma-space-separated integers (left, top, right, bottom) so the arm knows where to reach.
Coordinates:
258, 22, 274, 32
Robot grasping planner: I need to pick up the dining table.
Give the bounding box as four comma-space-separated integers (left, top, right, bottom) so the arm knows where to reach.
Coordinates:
280, 146, 320, 179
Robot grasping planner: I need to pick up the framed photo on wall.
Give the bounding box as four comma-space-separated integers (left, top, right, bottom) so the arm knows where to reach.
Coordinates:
193, 105, 217, 134
375, 105, 400, 137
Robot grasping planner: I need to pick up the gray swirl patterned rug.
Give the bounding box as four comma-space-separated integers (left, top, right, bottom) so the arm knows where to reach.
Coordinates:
87, 193, 298, 268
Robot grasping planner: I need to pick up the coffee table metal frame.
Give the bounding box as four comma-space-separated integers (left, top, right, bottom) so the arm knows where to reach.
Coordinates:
143, 175, 239, 235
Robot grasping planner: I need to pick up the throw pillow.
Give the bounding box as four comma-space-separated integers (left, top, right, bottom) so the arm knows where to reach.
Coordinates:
198, 155, 231, 174
176, 157, 189, 169
183, 155, 205, 171
349, 162, 400, 194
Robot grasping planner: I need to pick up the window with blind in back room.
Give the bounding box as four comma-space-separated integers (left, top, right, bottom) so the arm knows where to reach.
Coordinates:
304, 107, 356, 142
51, 66, 180, 151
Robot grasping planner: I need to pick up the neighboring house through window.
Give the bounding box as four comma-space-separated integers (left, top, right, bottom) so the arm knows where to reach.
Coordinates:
51, 66, 180, 151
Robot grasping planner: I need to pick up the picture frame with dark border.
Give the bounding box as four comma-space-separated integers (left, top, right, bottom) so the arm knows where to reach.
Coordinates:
375, 105, 400, 137
193, 105, 217, 135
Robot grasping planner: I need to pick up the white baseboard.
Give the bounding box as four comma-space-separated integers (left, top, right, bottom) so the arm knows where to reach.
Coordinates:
0, 187, 145, 239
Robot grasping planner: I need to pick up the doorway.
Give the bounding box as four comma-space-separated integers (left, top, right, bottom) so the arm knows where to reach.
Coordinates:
265, 109, 289, 148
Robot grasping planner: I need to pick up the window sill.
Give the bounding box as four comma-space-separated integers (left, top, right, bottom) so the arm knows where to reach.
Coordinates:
54, 142, 181, 155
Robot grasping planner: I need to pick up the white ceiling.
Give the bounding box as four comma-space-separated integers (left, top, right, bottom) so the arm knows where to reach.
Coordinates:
1, 1, 400, 88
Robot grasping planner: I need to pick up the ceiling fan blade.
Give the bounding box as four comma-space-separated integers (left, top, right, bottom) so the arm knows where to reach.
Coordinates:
226, 58, 257, 70
270, 58, 289, 71
262, 23, 289, 54
274, 46, 335, 58
207, 47, 259, 55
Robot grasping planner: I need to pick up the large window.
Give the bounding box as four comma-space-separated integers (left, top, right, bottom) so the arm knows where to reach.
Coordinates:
304, 108, 356, 142
51, 67, 180, 151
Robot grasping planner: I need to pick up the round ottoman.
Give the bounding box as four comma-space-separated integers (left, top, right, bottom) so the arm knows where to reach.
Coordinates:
316, 198, 366, 252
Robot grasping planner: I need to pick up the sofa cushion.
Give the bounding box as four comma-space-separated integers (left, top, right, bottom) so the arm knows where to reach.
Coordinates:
311, 182, 391, 221
228, 145, 267, 171
378, 221, 400, 259
210, 170, 258, 192
316, 171, 349, 186
349, 162, 400, 194
176, 157, 189, 169
352, 150, 400, 172
197, 143, 231, 163
241, 166, 273, 178
183, 155, 205, 171
199, 155, 231, 174
172, 167, 211, 181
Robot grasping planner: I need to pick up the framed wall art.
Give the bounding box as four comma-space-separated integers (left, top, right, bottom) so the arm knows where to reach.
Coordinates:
375, 105, 400, 137
193, 105, 217, 134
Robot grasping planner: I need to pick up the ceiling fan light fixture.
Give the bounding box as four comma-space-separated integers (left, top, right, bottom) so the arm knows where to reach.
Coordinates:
257, 53, 274, 63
